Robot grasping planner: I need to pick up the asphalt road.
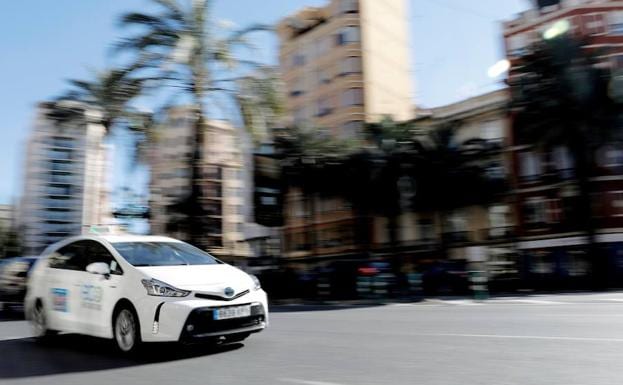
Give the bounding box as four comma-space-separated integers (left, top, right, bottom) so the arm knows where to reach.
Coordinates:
3, 292, 623, 385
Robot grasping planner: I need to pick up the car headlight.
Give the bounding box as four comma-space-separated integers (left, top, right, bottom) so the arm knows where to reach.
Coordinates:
250, 274, 261, 291
141, 278, 190, 297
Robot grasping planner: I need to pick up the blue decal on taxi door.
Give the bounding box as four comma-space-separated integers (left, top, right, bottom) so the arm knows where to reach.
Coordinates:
51, 288, 68, 312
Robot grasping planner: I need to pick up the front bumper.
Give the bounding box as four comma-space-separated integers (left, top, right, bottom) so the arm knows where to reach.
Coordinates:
137, 289, 268, 342
179, 302, 266, 341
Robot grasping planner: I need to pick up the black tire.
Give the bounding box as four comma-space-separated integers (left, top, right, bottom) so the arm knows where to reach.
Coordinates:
223, 332, 250, 343
113, 305, 141, 354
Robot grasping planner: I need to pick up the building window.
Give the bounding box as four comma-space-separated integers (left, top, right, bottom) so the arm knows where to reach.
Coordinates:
485, 162, 506, 180
608, 11, 623, 35
546, 198, 562, 223
342, 88, 364, 107
418, 219, 434, 241
315, 69, 331, 85
174, 168, 190, 178
610, 191, 623, 217
313, 37, 331, 58
290, 77, 305, 96
51, 137, 74, 148
339, 0, 358, 14
583, 13, 605, 35
481, 121, 503, 143
203, 165, 222, 180
291, 200, 306, 218
336, 26, 360, 45
261, 196, 277, 206
597, 144, 623, 169
552, 146, 574, 179
339, 56, 362, 76
611, 55, 623, 70
519, 151, 542, 181
507, 33, 529, 57
523, 197, 548, 226
488, 205, 510, 238
292, 52, 306, 67
316, 97, 333, 117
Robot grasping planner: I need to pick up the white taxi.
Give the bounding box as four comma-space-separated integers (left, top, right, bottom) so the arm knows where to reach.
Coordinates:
25, 235, 268, 353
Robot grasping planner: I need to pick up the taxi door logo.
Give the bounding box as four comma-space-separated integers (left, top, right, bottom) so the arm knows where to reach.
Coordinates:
51, 288, 68, 312
81, 284, 103, 310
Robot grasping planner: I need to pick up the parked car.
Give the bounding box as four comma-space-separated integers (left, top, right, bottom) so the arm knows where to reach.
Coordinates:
0, 256, 39, 312
25, 235, 268, 353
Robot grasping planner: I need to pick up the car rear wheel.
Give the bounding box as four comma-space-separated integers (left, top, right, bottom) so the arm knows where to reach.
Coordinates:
31, 300, 56, 341
113, 307, 141, 353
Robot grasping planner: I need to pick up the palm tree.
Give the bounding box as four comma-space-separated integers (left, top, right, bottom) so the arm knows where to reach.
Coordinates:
58, 68, 148, 133
116, 0, 273, 247
363, 118, 419, 251
509, 35, 623, 287
48, 68, 152, 223
236, 67, 284, 145
411, 123, 506, 254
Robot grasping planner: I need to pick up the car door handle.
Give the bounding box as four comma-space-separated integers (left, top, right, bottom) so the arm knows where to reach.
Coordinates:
109, 285, 117, 288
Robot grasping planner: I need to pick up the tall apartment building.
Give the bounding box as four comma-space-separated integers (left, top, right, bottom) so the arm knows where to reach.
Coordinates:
0, 204, 13, 232
148, 107, 250, 262
504, 0, 623, 288
277, 0, 413, 138
276, 0, 413, 267
19, 101, 112, 255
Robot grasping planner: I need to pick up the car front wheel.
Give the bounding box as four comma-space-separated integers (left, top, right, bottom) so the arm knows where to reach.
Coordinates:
113, 307, 141, 353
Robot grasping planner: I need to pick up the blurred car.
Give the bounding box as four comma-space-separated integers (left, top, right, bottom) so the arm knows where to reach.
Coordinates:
0, 256, 39, 311
25, 235, 268, 353
356, 261, 397, 298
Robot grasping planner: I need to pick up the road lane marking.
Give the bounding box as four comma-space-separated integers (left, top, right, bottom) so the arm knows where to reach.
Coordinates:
426, 333, 623, 342
497, 299, 564, 305
424, 299, 484, 306
280, 378, 346, 385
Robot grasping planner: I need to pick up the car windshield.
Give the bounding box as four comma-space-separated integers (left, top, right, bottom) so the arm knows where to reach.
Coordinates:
111, 242, 221, 267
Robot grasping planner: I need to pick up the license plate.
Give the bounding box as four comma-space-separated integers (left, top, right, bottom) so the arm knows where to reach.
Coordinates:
213, 305, 251, 320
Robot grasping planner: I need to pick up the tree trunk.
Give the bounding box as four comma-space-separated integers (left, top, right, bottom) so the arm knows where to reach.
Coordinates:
571, 135, 601, 289
188, 110, 207, 249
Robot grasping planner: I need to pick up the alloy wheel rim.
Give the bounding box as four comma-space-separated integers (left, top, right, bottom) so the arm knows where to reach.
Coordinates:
32, 304, 46, 336
115, 310, 136, 351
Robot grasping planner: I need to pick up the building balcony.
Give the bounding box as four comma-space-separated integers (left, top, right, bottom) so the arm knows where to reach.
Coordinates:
479, 227, 516, 242
441, 231, 472, 246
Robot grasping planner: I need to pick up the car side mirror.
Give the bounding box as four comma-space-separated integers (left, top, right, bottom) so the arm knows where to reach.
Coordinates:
86, 262, 111, 277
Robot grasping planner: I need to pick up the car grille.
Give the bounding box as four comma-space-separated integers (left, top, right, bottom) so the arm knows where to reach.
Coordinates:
194, 289, 250, 301
180, 303, 265, 340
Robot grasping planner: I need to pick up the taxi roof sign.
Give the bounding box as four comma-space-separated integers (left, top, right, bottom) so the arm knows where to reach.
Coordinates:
83, 224, 127, 235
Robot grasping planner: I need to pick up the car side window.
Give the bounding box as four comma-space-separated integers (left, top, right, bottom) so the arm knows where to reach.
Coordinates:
48, 242, 88, 271
85, 241, 123, 275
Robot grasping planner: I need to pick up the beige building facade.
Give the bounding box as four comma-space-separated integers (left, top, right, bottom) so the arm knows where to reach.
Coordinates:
277, 0, 413, 138
148, 107, 250, 261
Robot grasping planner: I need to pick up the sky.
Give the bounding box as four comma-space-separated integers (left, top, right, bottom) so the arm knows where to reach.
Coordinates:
0, 0, 529, 206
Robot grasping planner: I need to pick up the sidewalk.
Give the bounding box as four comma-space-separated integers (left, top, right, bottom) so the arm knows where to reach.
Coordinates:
270, 289, 623, 309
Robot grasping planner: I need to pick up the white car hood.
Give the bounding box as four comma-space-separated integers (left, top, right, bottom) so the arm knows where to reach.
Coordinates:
137, 264, 253, 293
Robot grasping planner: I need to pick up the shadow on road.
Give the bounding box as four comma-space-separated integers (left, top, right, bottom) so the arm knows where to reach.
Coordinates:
0, 334, 243, 379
